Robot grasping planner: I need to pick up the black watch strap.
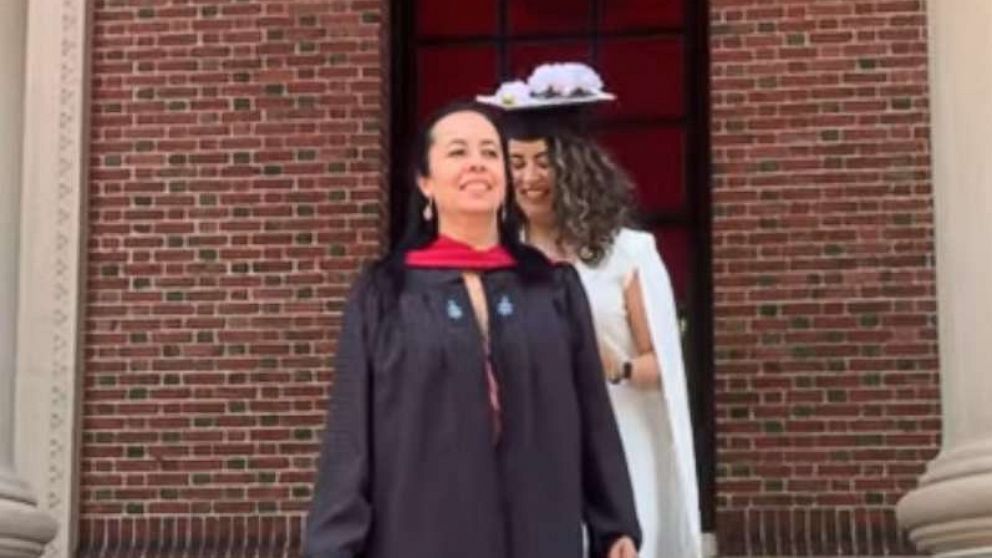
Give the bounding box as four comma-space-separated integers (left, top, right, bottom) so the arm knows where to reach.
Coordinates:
621, 361, 633, 381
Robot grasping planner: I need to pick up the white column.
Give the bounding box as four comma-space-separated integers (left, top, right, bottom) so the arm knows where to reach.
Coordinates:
0, 1, 59, 556
14, 0, 90, 556
896, 1, 992, 556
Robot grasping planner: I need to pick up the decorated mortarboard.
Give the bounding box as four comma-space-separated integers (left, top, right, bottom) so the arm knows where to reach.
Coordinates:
476, 62, 616, 110
478, 62, 615, 138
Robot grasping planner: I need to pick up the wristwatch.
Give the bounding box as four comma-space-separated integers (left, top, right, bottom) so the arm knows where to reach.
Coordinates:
620, 361, 633, 382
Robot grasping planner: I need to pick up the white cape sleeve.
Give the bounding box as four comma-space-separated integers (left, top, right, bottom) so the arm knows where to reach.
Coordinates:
628, 230, 703, 558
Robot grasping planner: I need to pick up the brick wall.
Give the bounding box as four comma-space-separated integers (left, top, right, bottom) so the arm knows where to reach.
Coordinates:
80, 0, 941, 555
708, 0, 938, 555
82, 0, 387, 554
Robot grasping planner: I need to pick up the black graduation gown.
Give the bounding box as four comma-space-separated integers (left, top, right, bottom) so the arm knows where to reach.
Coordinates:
304, 264, 641, 558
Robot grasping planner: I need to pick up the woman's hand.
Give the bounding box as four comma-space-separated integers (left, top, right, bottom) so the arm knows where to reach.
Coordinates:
607, 536, 638, 558
599, 338, 662, 390
627, 354, 662, 391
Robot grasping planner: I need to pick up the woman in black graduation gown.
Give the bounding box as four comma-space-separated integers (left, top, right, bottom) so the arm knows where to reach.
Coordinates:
304, 101, 641, 558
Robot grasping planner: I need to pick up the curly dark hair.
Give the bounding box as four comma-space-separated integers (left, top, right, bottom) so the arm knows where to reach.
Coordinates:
548, 134, 636, 265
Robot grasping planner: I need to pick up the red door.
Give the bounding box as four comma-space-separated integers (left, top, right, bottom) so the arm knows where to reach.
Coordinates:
391, 0, 713, 529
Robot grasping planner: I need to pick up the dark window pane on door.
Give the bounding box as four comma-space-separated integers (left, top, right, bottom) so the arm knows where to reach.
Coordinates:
652, 226, 690, 304
398, 0, 712, 532
417, 0, 499, 38
507, 42, 592, 80
417, 46, 498, 120
508, 0, 591, 36
598, 127, 684, 214
599, 37, 684, 119
601, 0, 684, 31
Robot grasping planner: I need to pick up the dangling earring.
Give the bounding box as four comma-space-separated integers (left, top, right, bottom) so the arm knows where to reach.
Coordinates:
423, 196, 434, 222
499, 202, 507, 223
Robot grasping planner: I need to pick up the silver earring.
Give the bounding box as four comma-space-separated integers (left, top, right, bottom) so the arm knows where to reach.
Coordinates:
499, 203, 507, 222
423, 197, 434, 222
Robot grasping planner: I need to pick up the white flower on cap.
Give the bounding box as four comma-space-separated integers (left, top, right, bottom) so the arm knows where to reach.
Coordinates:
567, 63, 604, 95
495, 80, 532, 107
527, 62, 604, 97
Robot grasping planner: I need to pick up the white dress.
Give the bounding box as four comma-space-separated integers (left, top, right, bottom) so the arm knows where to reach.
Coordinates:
574, 228, 702, 558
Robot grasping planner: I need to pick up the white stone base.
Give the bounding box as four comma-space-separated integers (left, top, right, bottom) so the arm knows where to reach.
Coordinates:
0, 483, 57, 558
703, 531, 718, 557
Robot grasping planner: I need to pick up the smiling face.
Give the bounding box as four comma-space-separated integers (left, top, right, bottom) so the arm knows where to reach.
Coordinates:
509, 138, 555, 226
417, 110, 506, 225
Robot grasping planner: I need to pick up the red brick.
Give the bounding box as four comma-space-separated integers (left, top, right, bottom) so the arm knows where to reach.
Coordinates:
82, 0, 385, 554
712, 0, 937, 553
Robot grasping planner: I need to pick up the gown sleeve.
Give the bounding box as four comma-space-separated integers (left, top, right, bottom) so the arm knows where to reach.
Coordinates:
304, 270, 376, 558
628, 231, 703, 558
560, 266, 642, 557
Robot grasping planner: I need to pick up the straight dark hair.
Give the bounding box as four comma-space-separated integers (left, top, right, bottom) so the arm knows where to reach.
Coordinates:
378, 100, 552, 289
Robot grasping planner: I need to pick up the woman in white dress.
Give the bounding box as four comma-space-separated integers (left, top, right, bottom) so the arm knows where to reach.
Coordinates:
507, 126, 702, 558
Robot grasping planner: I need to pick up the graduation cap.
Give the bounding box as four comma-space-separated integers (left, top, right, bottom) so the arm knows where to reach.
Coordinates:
476, 62, 615, 140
